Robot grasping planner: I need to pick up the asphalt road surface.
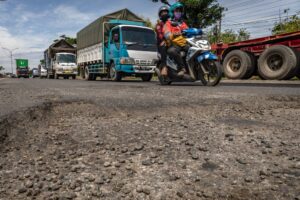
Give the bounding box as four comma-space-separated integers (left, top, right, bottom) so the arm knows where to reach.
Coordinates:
0, 78, 300, 200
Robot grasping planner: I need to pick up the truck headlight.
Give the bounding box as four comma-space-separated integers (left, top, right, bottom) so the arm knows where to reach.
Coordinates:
152, 59, 158, 65
120, 57, 135, 65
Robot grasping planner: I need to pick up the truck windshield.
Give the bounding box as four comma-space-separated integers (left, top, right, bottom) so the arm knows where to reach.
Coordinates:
57, 54, 76, 63
122, 27, 157, 52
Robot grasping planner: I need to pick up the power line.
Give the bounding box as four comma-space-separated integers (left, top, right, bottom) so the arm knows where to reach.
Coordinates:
225, 0, 284, 12
223, 9, 288, 22
223, 13, 300, 26
224, 1, 300, 17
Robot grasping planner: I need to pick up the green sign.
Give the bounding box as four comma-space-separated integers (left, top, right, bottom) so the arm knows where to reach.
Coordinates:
16, 59, 29, 68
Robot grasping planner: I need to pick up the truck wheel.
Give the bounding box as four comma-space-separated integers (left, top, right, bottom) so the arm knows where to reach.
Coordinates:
84, 67, 95, 81
284, 48, 300, 80
54, 72, 59, 79
141, 74, 153, 82
110, 63, 122, 81
258, 45, 298, 80
296, 50, 300, 79
243, 52, 257, 79
223, 50, 254, 79
72, 75, 76, 80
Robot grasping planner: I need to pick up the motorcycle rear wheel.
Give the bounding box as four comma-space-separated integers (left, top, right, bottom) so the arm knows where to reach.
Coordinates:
199, 60, 222, 86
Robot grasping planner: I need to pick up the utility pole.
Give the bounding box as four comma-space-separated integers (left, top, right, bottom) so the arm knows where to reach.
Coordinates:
1, 47, 19, 74
279, 9, 283, 33
219, 19, 222, 42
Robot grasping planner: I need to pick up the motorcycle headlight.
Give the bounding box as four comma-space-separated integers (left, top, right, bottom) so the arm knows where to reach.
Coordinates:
120, 57, 135, 65
196, 40, 211, 50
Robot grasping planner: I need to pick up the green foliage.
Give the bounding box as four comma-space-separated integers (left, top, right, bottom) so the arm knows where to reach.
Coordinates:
64, 37, 77, 45
54, 35, 77, 46
0, 66, 4, 71
208, 28, 250, 44
237, 28, 251, 41
272, 15, 300, 35
140, 16, 155, 29
40, 59, 45, 65
152, 0, 225, 28
179, 0, 225, 28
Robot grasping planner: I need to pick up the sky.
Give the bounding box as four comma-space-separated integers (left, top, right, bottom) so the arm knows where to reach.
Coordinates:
0, 0, 299, 73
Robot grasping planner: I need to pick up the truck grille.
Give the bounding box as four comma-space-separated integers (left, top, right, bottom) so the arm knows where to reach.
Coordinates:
135, 59, 152, 66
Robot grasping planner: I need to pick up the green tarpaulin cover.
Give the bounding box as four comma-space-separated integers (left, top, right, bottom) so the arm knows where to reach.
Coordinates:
77, 9, 145, 50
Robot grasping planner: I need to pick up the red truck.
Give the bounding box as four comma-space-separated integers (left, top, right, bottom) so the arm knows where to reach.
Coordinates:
212, 31, 300, 80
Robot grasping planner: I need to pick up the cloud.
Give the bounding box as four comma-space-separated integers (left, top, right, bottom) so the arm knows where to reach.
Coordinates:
0, 26, 47, 72
53, 5, 96, 26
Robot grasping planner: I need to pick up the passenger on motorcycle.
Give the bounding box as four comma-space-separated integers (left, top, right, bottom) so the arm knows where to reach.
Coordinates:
163, 2, 189, 76
155, 6, 170, 76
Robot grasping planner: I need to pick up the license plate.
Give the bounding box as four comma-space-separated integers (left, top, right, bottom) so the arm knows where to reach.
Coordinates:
136, 66, 148, 70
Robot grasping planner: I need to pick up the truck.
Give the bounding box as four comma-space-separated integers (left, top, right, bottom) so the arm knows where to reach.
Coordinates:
38, 64, 47, 78
44, 39, 77, 79
77, 9, 157, 81
16, 59, 29, 78
212, 31, 300, 80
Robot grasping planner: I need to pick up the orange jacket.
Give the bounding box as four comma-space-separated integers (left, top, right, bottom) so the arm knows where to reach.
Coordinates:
163, 20, 188, 46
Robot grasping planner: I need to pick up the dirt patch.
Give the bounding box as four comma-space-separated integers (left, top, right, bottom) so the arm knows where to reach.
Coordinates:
0, 98, 299, 200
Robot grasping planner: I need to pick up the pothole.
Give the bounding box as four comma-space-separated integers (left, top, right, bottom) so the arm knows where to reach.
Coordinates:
0, 100, 299, 199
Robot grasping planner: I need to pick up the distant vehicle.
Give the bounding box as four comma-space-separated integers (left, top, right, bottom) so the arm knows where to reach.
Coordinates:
77, 9, 157, 81
39, 64, 47, 78
16, 59, 29, 78
32, 68, 39, 78
44, 40, 77, 79
5, 73, 17, 78
212, 31, 300, 80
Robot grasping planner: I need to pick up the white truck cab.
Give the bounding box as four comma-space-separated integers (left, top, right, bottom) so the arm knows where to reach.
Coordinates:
53, 53, 77, 79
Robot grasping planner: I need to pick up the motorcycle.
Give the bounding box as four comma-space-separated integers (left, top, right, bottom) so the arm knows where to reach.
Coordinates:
155, 28, 223, 86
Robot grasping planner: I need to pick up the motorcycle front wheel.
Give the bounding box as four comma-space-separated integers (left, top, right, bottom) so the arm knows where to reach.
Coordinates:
155, 68, 172, 85
198, 60, 223, 86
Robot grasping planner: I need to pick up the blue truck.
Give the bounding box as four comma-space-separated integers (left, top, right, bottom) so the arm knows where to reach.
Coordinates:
77, 9, 158, 81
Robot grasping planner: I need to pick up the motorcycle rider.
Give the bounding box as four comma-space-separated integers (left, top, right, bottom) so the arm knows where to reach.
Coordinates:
163, 2, 189, 76
155, 6, 170, 76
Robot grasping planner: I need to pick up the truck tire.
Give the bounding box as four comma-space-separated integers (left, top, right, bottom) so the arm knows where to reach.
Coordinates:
72, 75, 76, 80
84, 67, 95, 81
223, 50, 254, 79
141, 74, 153, 82
109, 63, 122, 81
54, 72, 59, 79
258, 45, 298, 80
296, 50, 300, 79
287, 49, 300, 80
243, 52, 257, 79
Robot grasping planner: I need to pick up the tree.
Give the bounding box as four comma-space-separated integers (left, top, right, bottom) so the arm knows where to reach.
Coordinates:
237, 28, 250, 41
140, 16, 155, 29
208, 28, 250, 44
152, 0, 225, 28
53, 35, 77, 46
0, 66, 4, 72
272, 14, 300, 35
